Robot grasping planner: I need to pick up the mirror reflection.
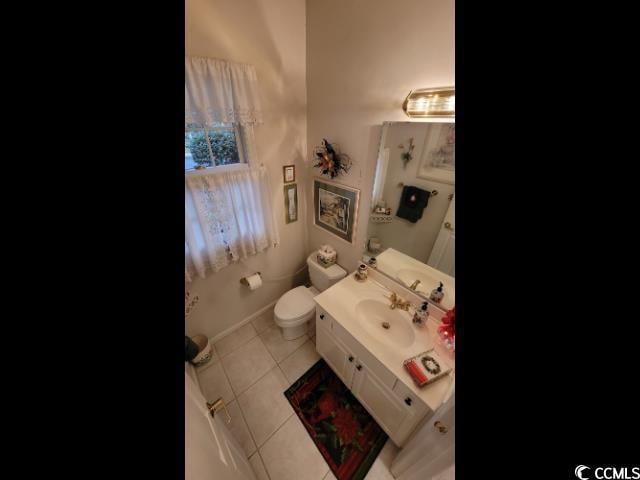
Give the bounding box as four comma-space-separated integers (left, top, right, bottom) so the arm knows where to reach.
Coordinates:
364, 121, 455, 308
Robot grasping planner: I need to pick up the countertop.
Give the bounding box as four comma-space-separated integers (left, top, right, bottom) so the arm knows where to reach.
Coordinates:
314, 269, 455, 412
374, 248, 455, 310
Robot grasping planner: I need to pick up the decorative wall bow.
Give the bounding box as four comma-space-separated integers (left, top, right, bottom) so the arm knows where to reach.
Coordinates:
313, 139, 352, 179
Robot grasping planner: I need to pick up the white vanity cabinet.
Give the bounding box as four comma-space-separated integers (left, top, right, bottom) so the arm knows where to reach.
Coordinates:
316, 321, 356, 387
315, 306, 430, 447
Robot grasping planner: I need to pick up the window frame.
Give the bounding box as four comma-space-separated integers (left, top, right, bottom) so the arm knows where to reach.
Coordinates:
185, 123, 246, 175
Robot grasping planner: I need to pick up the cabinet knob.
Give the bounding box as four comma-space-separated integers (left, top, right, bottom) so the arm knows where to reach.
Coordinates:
356, 364, 362, 371
319, 314, 325, 320
348, 355, 354, 362
405, 397, 412, 406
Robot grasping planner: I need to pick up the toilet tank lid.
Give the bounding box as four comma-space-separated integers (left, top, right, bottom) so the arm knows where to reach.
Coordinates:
324, 263, 347, 280
308, 254, 347, 280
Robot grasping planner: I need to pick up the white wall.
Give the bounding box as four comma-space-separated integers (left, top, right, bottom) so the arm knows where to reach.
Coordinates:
306, 0, 455, 273
185, 0, 308, 339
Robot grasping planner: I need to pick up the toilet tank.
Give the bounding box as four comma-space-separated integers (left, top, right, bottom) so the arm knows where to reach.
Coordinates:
307, 253, 347, 291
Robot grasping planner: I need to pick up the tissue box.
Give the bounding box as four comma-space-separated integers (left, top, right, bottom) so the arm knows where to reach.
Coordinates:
317, 245, 337, 268
317, 253, 336, 268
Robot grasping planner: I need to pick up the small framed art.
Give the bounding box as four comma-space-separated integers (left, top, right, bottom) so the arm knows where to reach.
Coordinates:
283, 165, 296, 183
284, 183, 298, 223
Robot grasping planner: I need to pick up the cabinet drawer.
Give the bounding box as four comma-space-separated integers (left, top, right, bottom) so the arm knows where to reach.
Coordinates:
331, 320, 397, 389
392, 378, 427, 414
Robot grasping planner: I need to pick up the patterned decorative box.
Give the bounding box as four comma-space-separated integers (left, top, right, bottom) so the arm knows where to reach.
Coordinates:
316, 245, 337, 268
317, 254, 336, 268
403, 348, 452, 387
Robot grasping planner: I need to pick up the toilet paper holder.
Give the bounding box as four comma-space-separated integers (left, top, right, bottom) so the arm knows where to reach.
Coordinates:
240, 272, 262, 286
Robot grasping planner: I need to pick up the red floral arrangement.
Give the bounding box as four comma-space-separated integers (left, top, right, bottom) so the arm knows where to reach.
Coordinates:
437, 306, 455, 350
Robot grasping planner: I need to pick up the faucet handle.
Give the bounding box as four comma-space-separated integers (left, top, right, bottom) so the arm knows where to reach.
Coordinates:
386, 292, 399, 309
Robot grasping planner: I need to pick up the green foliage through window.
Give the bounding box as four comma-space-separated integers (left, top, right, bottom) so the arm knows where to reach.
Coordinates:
185, 126, 241, 170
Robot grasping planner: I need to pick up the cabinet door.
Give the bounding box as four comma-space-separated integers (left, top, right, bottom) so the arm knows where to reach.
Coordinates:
316, 326, 356, 387
315, 306, 331, 333
351, 362, 409, 441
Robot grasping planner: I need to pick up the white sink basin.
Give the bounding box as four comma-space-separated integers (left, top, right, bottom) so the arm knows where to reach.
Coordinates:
355, 299, 415, 348
396, 269, 438, 295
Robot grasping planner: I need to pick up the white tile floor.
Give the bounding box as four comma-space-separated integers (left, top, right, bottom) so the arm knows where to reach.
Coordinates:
195, 308, 399, 480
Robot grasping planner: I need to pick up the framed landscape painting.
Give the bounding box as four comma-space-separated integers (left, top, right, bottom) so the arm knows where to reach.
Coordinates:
416, 122, 455, 185
313, 179, 360, 244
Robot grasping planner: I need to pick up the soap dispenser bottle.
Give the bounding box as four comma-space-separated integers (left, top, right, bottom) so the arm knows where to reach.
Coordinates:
430, 282, 444, 304
412, 302, 428, 326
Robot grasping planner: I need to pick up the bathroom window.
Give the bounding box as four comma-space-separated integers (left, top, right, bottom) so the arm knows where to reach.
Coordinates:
185, 122, 244, 171
185, 56, 279, 281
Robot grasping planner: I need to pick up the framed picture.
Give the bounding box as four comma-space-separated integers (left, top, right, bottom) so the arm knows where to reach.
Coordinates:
284, 183, 298, 223
283, 165, 296, 183
313, 178, 360, 244
416, 123, 455, 185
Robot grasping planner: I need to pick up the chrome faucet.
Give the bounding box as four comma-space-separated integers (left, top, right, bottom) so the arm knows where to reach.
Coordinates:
409, 279, 421, 291
387, 292, 412, 311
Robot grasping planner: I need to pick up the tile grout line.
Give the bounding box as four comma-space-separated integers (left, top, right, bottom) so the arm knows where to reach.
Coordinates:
229, 392, 258, 459
277, 364, 292, 389
277, 341, 330, 480
208, 328, 313, 400
255, 450, 273, 480
217, 334, 269, 463
217, 323, 326, 478
221, 336, 278, 398
215, 350, 261, 459
200, 314, 328, 480
229, 339, 295, 452
260, 326, 285, 365
255, 410, 295, 452
214, 325, 259, 361
241, 349, 329, 480
195, 353, 258, 460
275, 334, 313, 367
237, 360, 293, 480
256, 386, 329, 480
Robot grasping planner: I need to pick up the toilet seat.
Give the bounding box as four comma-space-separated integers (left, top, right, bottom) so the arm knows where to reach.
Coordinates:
274, 286, 318, 326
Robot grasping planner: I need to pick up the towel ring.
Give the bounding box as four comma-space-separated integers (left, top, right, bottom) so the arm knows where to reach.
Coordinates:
397, 182, 438, 197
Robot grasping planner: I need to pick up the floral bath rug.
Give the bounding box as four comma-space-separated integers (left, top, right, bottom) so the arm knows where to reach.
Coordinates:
283, 359, 388, 480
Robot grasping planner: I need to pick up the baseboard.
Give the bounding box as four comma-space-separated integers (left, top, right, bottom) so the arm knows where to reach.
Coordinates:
209, 300, 278, 343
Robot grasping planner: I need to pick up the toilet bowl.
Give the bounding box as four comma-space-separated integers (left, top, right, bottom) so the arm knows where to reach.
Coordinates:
274, 253, 347, 340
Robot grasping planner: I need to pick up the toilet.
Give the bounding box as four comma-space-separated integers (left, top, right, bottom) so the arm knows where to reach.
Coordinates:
274, 253, 347, 340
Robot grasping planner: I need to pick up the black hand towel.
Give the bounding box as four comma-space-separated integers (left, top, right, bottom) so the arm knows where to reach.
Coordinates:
396, 186, 430, 223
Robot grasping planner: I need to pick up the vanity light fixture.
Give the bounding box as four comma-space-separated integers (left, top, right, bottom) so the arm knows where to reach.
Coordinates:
402, 87, 455, 118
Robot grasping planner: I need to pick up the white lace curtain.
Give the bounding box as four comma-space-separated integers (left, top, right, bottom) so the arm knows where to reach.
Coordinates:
185, 166, 279, 280
185, 56, 263, 126
185, 56, 278, 281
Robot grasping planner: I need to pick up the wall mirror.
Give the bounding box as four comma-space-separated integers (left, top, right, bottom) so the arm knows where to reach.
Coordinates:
364, 121, 455, 310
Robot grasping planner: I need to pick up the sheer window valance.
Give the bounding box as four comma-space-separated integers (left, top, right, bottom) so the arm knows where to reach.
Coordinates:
185, 56, 263, 126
